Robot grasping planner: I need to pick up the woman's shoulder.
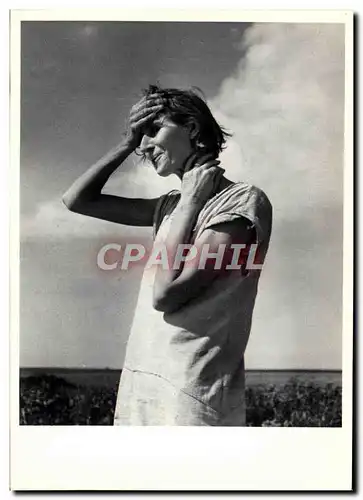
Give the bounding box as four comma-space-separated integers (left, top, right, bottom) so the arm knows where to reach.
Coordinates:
221, 180, 272, 209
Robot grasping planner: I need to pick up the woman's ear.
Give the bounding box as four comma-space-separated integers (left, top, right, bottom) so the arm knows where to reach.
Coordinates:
188, 121, 200, 141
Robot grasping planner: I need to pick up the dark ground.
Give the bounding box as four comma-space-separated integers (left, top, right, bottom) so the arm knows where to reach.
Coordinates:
19, 373, 342, 426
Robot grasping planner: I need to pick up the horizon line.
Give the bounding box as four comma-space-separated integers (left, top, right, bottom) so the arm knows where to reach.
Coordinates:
20, 367, 343, 373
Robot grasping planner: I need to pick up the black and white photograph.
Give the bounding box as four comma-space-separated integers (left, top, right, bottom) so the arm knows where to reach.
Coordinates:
10, 9, 353, 491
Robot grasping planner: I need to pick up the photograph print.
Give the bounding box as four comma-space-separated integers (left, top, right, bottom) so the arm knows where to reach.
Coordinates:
17, 17, 349, 428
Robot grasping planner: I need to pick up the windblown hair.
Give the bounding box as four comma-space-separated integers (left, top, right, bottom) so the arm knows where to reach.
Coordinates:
143, 84, 231, 158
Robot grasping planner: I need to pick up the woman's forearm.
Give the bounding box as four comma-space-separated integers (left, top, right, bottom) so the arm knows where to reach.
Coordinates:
153, 158, 224, 307
62, 138, 135, 209
153, 198, 200, 301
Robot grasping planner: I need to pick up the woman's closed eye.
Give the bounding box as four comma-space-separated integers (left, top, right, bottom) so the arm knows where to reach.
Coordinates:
143, 122, 161, 137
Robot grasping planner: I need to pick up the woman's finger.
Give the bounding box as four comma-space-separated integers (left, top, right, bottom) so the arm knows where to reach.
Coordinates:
133, 109, 162, 129
130, 102, 163, 117
206, 165, 224, 176
183, 155, 221, 174
144, 92, 164, 101
134, 93, 162, 107
199, 160, 221, 170
140, 97, 165, 111
196, 153, 216, 165
131, 96, 165, 116
147, 96, 166, 107
130, 104, 164, 123
183, 153, 199, 173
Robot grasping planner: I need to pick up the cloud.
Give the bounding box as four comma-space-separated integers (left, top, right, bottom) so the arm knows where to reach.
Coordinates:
210, 23, 345, 219
21, 157, 179, 240
208, 23, 345, 369
22, 198, 116, 240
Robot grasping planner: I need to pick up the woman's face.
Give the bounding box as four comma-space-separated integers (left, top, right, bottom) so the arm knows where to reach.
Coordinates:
139, 115, 195, 177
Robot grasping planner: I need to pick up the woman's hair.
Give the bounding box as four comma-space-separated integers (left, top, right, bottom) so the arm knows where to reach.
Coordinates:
143, 84, 231, 158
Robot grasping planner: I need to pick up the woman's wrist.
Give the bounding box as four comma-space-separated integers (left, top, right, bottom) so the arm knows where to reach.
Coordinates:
178, 195, 203, 216
120, 133, 138, 152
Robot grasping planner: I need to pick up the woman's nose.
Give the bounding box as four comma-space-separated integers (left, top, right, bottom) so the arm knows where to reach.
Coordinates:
139, 134, 154, 152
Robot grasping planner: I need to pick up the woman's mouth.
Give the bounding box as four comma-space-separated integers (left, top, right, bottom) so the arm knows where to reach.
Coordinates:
152, 152, 163, 166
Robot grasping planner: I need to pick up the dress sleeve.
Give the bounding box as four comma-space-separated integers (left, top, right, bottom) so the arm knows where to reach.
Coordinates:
201, 185, 273, 247
152, 189, 181, 239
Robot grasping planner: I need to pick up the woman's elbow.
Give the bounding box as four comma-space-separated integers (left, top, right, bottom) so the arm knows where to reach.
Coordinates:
152, 297, 170, 313
152, 293, 182, 314
62, 192, 84, 213
62, 195, 76, 212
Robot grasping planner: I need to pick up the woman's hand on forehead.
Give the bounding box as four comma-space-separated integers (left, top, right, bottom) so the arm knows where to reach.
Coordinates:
125, 94, 167, 149
134, 93, 166, 113
129, 95, 167, 124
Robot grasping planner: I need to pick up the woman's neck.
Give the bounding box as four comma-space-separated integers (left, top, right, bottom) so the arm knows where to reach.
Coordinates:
216, 175, 233, 194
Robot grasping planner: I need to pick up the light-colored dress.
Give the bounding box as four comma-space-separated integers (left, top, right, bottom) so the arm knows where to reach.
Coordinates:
114, 181, 272, 426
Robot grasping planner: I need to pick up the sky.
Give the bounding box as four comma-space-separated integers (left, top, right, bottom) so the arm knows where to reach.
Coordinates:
19, 20, 345, 369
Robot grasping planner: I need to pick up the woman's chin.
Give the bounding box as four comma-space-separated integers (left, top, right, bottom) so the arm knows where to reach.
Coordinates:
155, 158, 184, 178
155, 162, 174, 177
154, 168, 170, 178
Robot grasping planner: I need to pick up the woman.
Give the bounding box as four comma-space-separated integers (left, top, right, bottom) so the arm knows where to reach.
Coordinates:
63, 85, 272, 426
